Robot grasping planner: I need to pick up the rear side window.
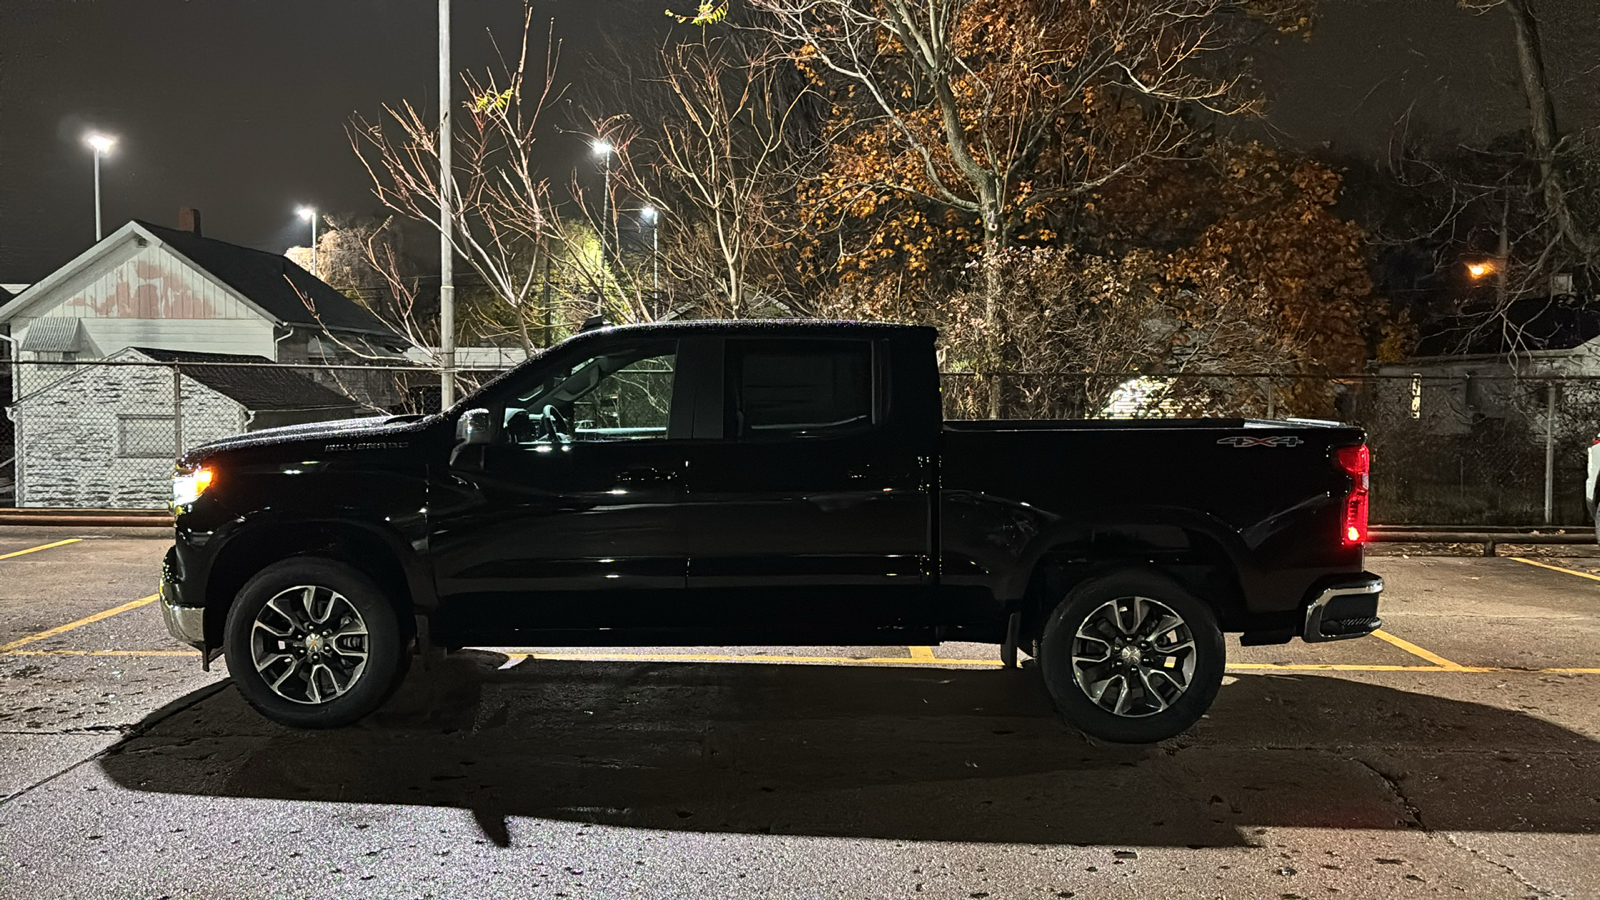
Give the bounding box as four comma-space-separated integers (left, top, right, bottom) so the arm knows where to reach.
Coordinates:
726, 339, 873, 439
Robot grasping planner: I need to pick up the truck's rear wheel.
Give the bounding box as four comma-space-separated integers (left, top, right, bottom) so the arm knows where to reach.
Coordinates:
1037, 568, 1224, 743
223, 558, 406, 729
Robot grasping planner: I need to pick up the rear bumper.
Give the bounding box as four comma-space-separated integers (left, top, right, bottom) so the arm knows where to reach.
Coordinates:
1302, 574, 1383, 642
159, 546, 206, 651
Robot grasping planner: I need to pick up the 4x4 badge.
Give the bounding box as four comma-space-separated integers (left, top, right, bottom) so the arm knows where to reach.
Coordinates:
1217, 435, 1305, 448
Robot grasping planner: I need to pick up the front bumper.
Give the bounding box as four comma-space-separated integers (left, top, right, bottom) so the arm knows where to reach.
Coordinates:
1302, 574, 1383, 642
159, 546, 205, 652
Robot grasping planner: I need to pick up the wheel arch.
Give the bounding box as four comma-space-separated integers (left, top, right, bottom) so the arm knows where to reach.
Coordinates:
1013, 523, 1248, 643
201, 519, 421, 648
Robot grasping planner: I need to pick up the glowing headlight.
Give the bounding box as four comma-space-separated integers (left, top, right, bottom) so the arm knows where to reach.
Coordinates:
172, 465, 215, 508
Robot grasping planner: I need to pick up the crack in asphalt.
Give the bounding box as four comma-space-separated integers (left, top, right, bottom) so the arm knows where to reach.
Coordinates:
1352, 756, 1427, 830
1442, 832, 1564, 900
0, 679, 231, 808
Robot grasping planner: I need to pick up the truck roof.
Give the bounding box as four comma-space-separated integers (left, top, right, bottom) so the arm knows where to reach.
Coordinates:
585, 319, 935, 340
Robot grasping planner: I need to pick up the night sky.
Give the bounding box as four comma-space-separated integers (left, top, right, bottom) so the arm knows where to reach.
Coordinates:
2, 0, 1596, 285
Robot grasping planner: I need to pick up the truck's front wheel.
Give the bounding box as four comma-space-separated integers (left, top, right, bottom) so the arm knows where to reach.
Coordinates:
223, 558, 406, 729
1038, 568, 1224, 743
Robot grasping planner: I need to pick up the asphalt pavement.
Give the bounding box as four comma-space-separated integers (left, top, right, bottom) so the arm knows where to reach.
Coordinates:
0, 527, 1596, 899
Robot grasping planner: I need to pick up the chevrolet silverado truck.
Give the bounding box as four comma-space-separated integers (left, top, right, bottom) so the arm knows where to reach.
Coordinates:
159, 320, 1381, 742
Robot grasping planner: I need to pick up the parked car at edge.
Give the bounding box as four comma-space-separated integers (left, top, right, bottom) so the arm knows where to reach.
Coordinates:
158, 320, 1381, 743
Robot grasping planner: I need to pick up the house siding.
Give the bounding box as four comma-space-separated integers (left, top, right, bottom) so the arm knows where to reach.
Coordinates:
14, 363, 246, 508
8, 239, 278, 370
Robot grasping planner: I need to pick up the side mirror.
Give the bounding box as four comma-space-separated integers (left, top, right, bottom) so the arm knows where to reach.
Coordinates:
456, 408, 492, 446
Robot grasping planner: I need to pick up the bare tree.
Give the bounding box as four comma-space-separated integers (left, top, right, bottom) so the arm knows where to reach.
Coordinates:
753, 0, 1276, 410
351, 9, 583, 354
1462, 0, 1600, 263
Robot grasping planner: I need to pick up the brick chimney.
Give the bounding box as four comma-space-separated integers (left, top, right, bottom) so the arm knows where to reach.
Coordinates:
177, 208, 202, 237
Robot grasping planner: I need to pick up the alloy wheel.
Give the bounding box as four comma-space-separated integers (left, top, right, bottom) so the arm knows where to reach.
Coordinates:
249, 585, 371, 705
1070, 595, 1197, 718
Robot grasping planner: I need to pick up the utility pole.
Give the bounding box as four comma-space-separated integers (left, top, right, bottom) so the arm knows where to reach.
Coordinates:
438, 0, 457, 409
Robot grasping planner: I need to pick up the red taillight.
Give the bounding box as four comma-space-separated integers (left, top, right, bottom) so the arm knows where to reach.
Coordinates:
1334, 444, 1370, 546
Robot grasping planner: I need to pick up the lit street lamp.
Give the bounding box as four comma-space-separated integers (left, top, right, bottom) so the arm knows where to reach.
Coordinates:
297, 206, 318, 277
592, 138, 616, 315
1466, 261, 1495, 280
641, 205, 659, 292
84, 132, 117, 240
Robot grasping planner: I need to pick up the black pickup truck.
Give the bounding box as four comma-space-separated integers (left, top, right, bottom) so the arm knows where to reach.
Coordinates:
159, 320, 1381, 742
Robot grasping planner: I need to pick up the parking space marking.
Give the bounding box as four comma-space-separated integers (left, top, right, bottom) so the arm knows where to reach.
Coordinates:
1510, 556, 1600, 583
1, 646, 1598, 674
0, 538, 81, 561
1370, 628, 1465, 669
1, 648, 200, 657
0, 593, 159, 654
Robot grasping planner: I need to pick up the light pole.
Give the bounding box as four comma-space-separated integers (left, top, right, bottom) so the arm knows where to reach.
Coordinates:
296, 206, 318, 277
439, 0, 456, 409
592, 139, 614, 316
84, 132, 116, 241
641, 205, 659, 292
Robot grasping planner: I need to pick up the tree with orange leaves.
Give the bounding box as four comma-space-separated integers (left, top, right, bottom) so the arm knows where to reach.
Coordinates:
755, 0, 1312, 409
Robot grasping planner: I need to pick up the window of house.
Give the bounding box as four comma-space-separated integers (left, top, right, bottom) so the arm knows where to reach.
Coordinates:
726, 339, 874, 439
118, 415, 177, 458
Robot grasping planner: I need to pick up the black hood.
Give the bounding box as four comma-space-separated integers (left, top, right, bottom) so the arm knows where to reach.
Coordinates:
178, 414, 439, 467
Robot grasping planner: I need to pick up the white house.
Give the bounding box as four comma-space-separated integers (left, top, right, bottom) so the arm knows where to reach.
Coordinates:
10, 347, 363, 508
0, 212, 418, 508
0, 214, 413, 369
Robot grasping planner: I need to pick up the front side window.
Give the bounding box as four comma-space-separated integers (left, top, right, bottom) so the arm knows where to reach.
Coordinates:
726, 339, 873, 439
500, 341, 677, 444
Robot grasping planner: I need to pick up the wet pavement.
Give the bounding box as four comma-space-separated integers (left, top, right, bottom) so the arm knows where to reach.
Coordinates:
0, 527, 1596, 898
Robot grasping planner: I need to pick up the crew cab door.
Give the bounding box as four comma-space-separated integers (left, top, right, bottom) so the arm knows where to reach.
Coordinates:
679, 337, 935, 639
429, 337, 704, 637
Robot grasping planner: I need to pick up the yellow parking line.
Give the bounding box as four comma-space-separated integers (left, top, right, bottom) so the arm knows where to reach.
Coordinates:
0, 594, 159, 653
1, 649, 199, 657
517, 650, 1002, 667
3, 648, 1595, 675
1509, 556, 1600, 583
1371, 629, 1465, 670
0, 538, 81, 561
909, 645, 936, 660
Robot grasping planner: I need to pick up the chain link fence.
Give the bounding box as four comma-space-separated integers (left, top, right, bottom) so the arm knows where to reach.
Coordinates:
943, 371, 1600, 528
3, 356, 1595, 526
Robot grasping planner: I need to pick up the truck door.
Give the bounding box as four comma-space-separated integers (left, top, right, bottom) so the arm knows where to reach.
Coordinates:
429, 337, 703, 637
680, 336, 934, 639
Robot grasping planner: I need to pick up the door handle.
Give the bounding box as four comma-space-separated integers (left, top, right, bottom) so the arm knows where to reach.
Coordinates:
617, 466, 675, 484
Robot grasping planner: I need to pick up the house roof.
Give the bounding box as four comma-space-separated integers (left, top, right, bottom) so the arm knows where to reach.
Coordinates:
1413, 298, 1600, 357
131, 347, 363, 412
19, 317, 81, 352
130, 222, 403, 341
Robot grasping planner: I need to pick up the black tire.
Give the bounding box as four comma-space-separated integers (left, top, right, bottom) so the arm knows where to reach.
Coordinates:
223, 558, 407, 729
1037, 567, 1225, 743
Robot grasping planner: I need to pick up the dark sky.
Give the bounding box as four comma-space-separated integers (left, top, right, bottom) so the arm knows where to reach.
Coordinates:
1, 0, 1595, 284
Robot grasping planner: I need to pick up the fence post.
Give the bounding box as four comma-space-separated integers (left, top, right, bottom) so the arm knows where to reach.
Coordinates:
1265, 382, 1275, 420
172, 363, 184, 458
1544, 379, 1556, 525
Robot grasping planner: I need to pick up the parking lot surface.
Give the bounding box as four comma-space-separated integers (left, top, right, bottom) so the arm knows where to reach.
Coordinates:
0, 528, 1596, 899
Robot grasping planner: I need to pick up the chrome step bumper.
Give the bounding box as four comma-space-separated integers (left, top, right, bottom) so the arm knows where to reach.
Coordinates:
1303, 576, 1383, 643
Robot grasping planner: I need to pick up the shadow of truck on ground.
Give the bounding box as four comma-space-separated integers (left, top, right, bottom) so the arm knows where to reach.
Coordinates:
100, 654, 1600, 848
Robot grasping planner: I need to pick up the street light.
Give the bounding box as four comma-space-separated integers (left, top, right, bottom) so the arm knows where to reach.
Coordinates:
296, 206, 318, 277
84, 132, 117, 241
641, 205, 659, 292
592, 138, 616, 315
1466, 260, 1497, 280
